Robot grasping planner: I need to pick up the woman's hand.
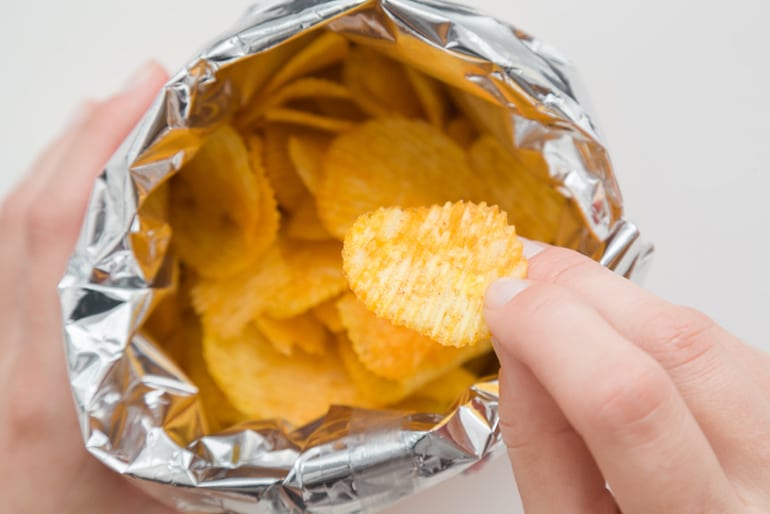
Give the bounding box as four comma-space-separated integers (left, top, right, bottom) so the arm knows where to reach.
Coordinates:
484, 240, 770, 513
0, 61, 177, 514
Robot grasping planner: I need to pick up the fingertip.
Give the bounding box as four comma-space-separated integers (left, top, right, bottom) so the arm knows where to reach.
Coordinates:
119, 59, 169, 97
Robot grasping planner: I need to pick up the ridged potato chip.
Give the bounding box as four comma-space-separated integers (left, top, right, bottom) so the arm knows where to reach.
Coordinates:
394, 367, 478, 413
287, 132, 332, 195
317, 118, 482, 239
311, 296, 345, 333
337, 293, 441, 380
343, 201, 528, 347
203, 324, 370, 426
263, 108, 356, 133
238, 31, 350, 128
255, 311, 330, 356
403, 66, 448, 128
335, 333, 489, 405
263, 124, 310, 211
342, 46, 422, 118
286, 196, 335, 241
169, 125, 270, 278
470, 136, 567, 243
261, 77, 352, 115
192, 238, 348, 337
335, 333, 420, 405
446, 116, 477, 147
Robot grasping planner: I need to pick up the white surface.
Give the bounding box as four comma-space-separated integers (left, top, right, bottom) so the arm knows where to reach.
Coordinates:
1, 0, 768, 513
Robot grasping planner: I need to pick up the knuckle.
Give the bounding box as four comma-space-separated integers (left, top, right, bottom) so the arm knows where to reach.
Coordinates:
588, 361, 673, 445
646, 305, 716, 370
534, 247, 602, 285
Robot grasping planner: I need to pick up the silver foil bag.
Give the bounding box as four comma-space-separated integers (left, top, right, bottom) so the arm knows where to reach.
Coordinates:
58, 0, 653, 512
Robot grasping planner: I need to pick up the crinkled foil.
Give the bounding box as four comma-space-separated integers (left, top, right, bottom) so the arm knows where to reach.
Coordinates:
58, 0, 653, 512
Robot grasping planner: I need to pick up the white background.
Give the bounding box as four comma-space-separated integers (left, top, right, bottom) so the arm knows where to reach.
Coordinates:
1, 1, 768, 513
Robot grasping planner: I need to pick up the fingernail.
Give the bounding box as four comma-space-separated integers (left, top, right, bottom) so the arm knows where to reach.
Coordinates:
520, 237, 545, 260
485, 277, 529, 309
121, 61, 158, 94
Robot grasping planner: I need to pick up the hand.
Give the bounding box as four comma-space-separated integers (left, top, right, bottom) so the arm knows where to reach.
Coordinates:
0, 61, 177, 514
484, 240, 770, 513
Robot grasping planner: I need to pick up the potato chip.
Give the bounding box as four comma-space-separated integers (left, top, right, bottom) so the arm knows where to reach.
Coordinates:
342, 46, 422, 118
335, 332, 417, 405
394, 367, 478, 413
336, 293, 440, 380
255, 311, 330, 356
343, 201, 528, 347
311, 296, 345, 333
403, 66, 449, 128
203, 324, 371, 426
261, 77, 352, 113
262, 31, 349, 95
237, 32, 350, 128
263, 124, 310, 211
244, 133, 281, 250
263, 108, 356, 133
263, 239, 348, 318
192, 238, 348, 337
446, 116, 477, 147
335, 332, 488, 405
469, 136, 567, 243
181, 317, 248, 433
286, 196, 335, 241
169, 125, 271, 278
317, 118, 482, 239
287, 132, 332, 194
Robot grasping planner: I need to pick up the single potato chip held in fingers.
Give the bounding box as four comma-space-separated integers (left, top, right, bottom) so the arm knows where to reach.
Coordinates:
343, 201, 528, 347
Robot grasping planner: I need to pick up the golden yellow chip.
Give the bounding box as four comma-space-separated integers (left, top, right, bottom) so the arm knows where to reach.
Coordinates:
192, 238, 348, 337
263, 124, 310, 211
342, 46, 422, 118
343, 201, 528, 347
169, 125, 271, 278
286, 196, 335, 241
311, 296, 345, 333
335, 332, 488, 405
263, 32, 349, 94
203, 324, 371, 426
244, 133, 281, 252
394, 367, 478, 413
287, 132, 332, 194
180, 318, 249, 433
335, 332, 418, 405
261, 77, 352, 113
336, 293, 440, 380
446, 116, 477, 147
238, 31, 350, 128
317, 118, 482, 239
263, 108, 356, 133
403, 66, 448, 128
255, 311, 330, 356
469, 136, 567, 243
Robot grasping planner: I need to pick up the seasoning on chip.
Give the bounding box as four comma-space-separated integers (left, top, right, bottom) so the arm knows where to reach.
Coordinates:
343, 201, 528, 347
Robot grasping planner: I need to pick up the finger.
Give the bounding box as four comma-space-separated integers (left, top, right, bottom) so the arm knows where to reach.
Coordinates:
485, 280, 739, 514
498, 359, 619, 514
523, 240, 770, 482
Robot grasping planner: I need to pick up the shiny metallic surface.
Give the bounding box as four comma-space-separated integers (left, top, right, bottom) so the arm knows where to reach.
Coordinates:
58, 0, 650, 512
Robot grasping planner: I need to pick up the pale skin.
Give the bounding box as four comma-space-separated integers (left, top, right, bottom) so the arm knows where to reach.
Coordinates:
1, 60, 768, 514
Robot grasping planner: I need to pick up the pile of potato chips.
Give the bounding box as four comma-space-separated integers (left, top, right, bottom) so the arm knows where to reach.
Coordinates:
143, 30, 560, 430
